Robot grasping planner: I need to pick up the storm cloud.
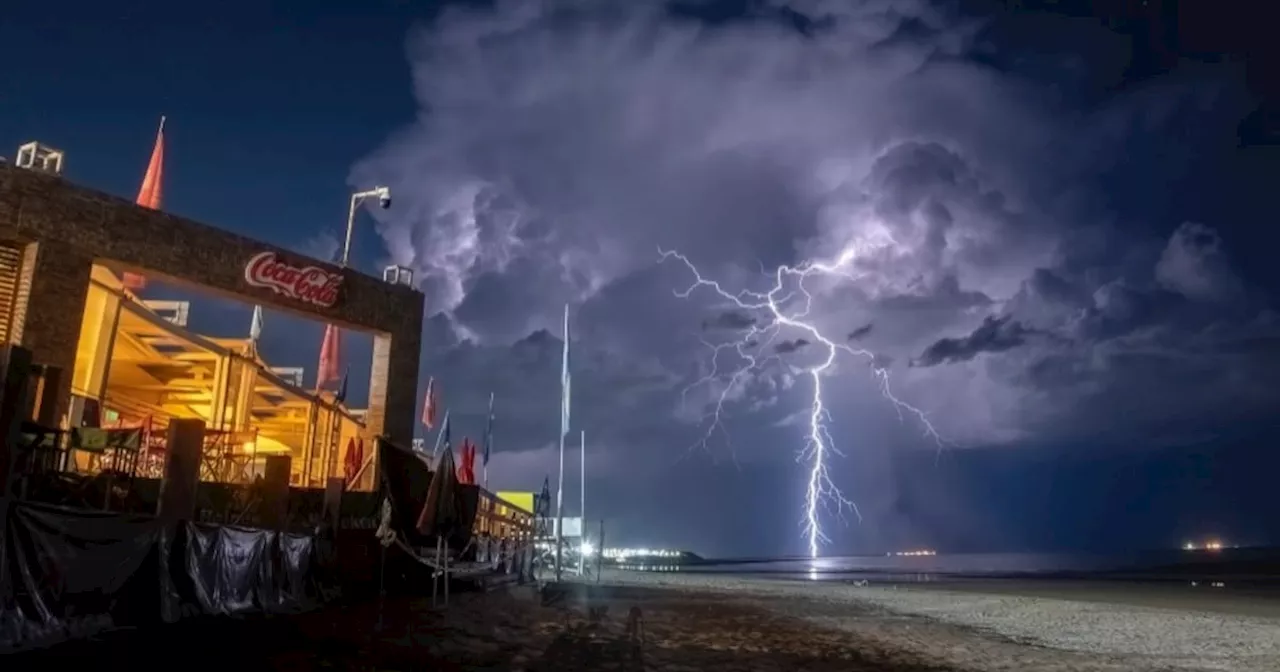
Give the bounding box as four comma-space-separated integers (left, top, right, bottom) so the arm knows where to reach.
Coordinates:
847, 323, 874, 341
774, 338, 811, 355
912, 315, 1035, 367
349, 0, 1278, 553
703, 310, 757, 332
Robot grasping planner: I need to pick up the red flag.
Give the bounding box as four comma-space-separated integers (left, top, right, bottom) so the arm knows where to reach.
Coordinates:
136, 116, 165, 209
342, 436, 358, 482
344, 438, 365, 485
421, 377, 438, 429
456, 438, 477, 484
125, 116, 165, 291
317, 323, 342, 389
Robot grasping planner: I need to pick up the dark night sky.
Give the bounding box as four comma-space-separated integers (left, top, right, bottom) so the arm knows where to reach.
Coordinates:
3, 0, 1278, 558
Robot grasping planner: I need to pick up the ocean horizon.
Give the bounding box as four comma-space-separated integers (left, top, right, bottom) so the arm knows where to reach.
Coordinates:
622, 547, 1280, 582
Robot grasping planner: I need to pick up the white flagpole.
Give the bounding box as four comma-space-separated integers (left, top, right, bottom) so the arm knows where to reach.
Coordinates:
579, 429, 585, 576
431, 408, 451, 460
483, 391, 494, 491
555, 303, 569, 582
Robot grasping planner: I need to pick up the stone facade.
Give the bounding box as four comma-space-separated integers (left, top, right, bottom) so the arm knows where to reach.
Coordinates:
0, 164, 424, 452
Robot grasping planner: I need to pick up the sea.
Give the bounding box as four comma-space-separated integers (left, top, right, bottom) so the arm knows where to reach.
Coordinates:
631, 547, 1280, 584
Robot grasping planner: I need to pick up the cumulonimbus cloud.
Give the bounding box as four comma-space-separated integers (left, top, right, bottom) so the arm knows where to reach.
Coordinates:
352, 0, 1276, 452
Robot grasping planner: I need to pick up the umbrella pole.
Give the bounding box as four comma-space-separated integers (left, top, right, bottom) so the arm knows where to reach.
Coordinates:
432, 537, 442, 608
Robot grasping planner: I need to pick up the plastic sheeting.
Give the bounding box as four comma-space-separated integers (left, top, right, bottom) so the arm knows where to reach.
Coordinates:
0, 501, 319, 652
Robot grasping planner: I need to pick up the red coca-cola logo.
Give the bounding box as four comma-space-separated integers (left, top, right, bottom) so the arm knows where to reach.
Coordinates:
244, 251, 343, 308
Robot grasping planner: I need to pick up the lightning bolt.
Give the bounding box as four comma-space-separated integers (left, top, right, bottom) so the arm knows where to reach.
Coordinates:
660, 244, 944, 559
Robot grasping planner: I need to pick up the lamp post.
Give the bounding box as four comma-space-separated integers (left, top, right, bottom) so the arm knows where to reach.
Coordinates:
341, 186, 391, 268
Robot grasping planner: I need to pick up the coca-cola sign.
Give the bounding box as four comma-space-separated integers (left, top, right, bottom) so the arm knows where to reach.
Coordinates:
244, 252, 343, 308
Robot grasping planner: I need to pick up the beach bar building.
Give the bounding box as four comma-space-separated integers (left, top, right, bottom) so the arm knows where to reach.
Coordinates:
0, 149, 423, 491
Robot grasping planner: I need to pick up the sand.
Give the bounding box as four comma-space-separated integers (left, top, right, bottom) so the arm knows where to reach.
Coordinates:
8, 582, 941, 670
11, 571, 1280, 670
598, 569, 1280, 672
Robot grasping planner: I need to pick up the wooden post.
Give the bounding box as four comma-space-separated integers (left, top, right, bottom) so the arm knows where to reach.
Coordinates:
156, 418, 205, 522
19, 365, 41, 425
261, 455, 291, 531
0, 346, 33, 500
34, 365, 62, 427
322, 476, 344, 531
0, 346, 32, 611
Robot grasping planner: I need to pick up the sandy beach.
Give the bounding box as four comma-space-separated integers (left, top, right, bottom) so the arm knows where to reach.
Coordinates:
9, 570, 1280, 670
599, 569, 1280, 671
7, 580, 943, 671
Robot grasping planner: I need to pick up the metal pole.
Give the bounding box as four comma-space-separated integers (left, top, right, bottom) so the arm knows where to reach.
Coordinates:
554, 425, 565, 582
579, 429, 585, 576
555, 304, 569, 582
483, 391, 493, 491
431, 409, 450, 461
96, 299, 124, 511
597, 519, 604, 584
432, 537, 441, 607
340, 193, 359, 267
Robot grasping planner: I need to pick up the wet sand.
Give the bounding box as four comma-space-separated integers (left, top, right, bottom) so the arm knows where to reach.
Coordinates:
9, 571, 1280, 670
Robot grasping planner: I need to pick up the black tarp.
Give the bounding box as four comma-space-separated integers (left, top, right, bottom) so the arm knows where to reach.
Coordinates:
176, 523, 317, 616
378, 438, 435, 539
0, 501, 319, 652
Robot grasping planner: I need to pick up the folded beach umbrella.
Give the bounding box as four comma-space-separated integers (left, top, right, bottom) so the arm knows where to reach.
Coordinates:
416, 445, 460, 537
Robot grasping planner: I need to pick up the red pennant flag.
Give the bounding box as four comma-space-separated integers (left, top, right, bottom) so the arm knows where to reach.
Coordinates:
125, 116, 165, 291
317, 323, 342, 389
421, 377, 439, 429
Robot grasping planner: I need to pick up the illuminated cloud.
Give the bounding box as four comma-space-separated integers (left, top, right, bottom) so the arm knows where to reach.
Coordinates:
350, 0, 1277, 552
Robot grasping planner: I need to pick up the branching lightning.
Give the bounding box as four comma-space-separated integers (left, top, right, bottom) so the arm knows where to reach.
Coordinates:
660, 244, 945, 559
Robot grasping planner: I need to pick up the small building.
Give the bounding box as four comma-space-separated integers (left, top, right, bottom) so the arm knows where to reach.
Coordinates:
479, 490, 535, 541
0, 158, 424, 489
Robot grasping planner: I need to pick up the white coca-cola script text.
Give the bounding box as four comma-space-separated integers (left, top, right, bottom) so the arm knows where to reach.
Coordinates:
243, 252, 343, 308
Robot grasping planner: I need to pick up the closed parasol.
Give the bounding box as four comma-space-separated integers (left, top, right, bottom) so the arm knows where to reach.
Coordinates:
416, 446, 460, 537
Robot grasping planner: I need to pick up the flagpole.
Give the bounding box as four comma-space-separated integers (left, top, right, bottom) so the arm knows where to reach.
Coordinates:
431, 409, 451, 460
483, 391, 494, 491
579, 429, 585, 577
555, 304, 569, 582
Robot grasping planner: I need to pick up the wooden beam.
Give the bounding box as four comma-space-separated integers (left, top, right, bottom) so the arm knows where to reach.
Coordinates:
171, 352, 220, 362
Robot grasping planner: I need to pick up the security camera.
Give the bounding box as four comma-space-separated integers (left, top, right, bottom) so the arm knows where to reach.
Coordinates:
377, 187, 392, 209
